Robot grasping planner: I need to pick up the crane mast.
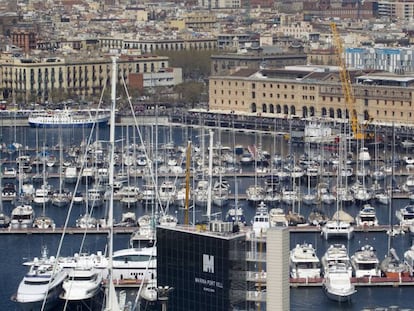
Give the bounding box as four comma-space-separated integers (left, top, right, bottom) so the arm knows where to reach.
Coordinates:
331, 22, 366, 140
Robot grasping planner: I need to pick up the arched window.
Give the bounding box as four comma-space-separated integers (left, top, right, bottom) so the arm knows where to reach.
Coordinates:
283, 105, 289, 115
251, 103, 257, 113
321, 107, 327, 116
269, 104, 274, 113
262, 103, 267, 113
290, 105, 296, 116
329, 108, 335, 118
310, 106, 315, 116
276, 104, 281, 113
302, 106, 308, 118
364, 110, 370, 121
337, 109, 342, 119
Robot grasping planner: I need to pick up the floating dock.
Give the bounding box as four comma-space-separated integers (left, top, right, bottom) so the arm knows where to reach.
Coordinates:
290, 276, 414, 287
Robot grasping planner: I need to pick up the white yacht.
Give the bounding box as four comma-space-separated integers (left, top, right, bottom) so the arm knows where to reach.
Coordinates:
118, 186, 141, 206
358, 147, 371, 162
404, 245, 414, 276
396, 204, 414, 229
159, 213, 178, 227
351, 245, 381, 278
112, 246, 156, 282
212, 179, 230, 207
33, 215, 55, 229
323, 262, 356, 302
246, 184, 265, 205
290, 243, 321, 279
355, 204, 378, 227
14, 247, 67, 311
158, 180, 177, 206
194, 179, 209, 207
10, 203, 34, 229
60, 253, 108, 302
402, 175, 414, 193
251, 201, 270, 236
321, 220, 354, 240
76, 213, 98, 229
321, 244, 353, 278
32, 184, 52, 206
281, 187, 300, 206
269, 208, 288, 227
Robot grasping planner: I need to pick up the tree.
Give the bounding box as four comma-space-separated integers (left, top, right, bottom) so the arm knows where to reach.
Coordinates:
174, 81, 204, 108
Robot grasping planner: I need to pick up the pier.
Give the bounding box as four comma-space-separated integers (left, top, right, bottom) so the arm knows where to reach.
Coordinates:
290, 276, 414, 287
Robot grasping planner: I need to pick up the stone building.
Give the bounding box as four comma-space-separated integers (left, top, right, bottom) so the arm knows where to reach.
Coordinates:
208, 66, 414, 126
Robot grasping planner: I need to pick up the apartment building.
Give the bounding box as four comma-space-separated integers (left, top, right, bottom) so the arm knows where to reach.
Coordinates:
208, 67, 414, 126
0, 53, 177, 103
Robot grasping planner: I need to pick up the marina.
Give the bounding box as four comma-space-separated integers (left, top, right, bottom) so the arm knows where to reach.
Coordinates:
2, 110, 414, 310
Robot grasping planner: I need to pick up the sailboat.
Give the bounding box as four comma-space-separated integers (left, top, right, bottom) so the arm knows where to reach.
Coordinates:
102, 56, 124, 311
322, 134, 354, 240
10, 151, 34, 229
52, 127, 71, 207
380, 125, 410, 278
0, 162, 10, 227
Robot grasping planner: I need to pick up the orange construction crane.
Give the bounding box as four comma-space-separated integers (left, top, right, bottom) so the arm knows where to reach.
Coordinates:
331, 22, 371, 140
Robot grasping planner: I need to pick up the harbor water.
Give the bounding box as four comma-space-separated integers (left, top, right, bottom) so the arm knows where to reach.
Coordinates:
1, 122, 414, 310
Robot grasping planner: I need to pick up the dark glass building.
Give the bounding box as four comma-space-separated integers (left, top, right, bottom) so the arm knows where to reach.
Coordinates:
157, 223, 247, 311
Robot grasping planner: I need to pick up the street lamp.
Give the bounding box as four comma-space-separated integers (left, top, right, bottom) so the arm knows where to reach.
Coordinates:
157, 285, 174, 311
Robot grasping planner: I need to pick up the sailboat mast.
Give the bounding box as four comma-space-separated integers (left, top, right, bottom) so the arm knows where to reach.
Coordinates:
388, 123, 395, 252
105, 55, 118, 310
206, 130, 214, 221
184, 141, 191, 225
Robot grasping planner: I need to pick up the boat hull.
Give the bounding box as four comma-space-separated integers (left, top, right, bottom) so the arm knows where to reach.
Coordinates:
29, 119, 109, 128
323, 285, 355, 302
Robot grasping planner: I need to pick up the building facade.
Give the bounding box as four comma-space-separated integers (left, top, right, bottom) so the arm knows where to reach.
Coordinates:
0, 53, 174, 103
378, 0, 414, 20
208, 67, 414, 126
157, 224, 248, 311
345, 47, 414, 74
211, 48, 307, 76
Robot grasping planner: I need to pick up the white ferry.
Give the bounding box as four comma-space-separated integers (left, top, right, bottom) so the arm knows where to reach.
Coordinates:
28, 107, 110, 128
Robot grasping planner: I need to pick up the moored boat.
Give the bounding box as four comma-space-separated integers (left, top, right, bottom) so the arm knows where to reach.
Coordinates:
28, 107, 110, 128
290, 243, 321, 279
13, 246, 67, 311
323, 262, 356, 302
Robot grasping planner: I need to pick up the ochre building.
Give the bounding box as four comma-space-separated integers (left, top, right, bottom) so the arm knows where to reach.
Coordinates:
208, 67, 414, 126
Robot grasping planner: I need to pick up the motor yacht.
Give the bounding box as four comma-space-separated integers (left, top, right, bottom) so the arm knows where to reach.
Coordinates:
159, 213, 178, 227
355, 204, 378, 227
251, 201, 270, 236
112, 246, 156, 282
10, 203, 34, 229
321, 220, 354, 240
269, 208, 288, 227
290, 243, 321, 279
246, 184, 265, 205
212, 179, 230, 207
396, 204, 414, 229
321, 244, 353, 278
13, 247, 67, 311
59, 252, 108, 302
323, 262, 356, 302
351, 245, 381, 278
158, 180, 177, 206
226, 206, 246, 224
404, 245, 414, 276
